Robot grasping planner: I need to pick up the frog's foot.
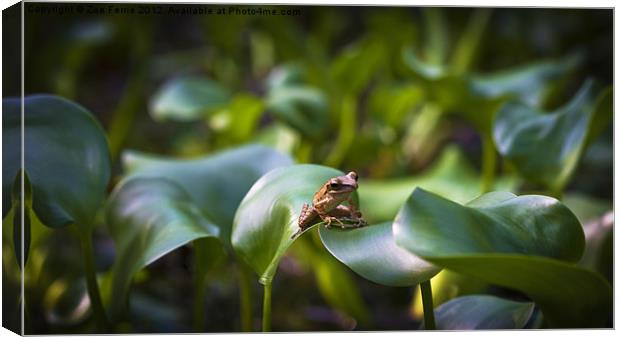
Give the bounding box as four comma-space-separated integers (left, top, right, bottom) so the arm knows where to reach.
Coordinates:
354, 218, 367, 227
322, 216, 345, 229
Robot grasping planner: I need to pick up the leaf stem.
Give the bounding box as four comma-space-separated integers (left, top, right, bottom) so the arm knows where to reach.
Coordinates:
78, 229, 110, 332
192, 240, 209, 331
238, 263, 254, 332
262, 282, 272, 332
481, 133, 497, 193
420, 280, 436, 330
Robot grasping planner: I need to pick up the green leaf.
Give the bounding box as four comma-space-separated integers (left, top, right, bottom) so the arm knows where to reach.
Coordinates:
368, 83, 424, 128
104, 177, 220, 318
450, 9, 492, 73
403, 49, 581, 132
394, 188, 611, 327
434, 295, 535, 330
231, 164, 346, 284
395, 188, 584, 262
319, 222, 440, 287
493, 80, 612, 193
330, 38, 386, 95
471, 52, 583, 106
121, 145, 293, 246
266, 85, 329, 138
2, 95, 111, 230
358, 145, 518, 223
209, 93, 265, 143
149, 76, 232, 122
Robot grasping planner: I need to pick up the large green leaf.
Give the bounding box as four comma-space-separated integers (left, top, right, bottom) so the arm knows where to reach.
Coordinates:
2, 95, 110, 229
493, 80, 612, 193
394, 188, 611, 327
433, 295, 535, 330
319, 222, 439, 287
149, 76, 232, 122
122, 145, 293, 246
231, 164, 348, 284
358, 145, 518, 223
104, 177, 220, 318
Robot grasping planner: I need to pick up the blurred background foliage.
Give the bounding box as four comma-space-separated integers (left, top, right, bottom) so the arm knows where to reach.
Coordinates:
3, 3, 612, 333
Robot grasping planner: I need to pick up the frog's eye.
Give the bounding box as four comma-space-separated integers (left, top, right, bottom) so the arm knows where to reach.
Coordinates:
329, 183, 341, 189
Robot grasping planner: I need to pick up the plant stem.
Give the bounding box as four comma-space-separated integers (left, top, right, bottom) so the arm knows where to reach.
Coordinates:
481, 133, 497, 193
106, 22, 152, 161
262, 282, 272, 332
420, 280, 436, 330
192, 240, 209, 331
78, 229, 110, 332
238, 263, 254, 332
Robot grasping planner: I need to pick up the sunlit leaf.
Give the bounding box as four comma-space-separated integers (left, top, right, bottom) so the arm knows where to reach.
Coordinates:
231, 164, 347, 284
394, 188, 611, 327
104, 177, 220, 318
433, 295, 535, 330
2, 95, 111, 230
149, 76, 232, 122
493, 80, 612, 193
320, 222, 440, 287
122, 145, 293, 246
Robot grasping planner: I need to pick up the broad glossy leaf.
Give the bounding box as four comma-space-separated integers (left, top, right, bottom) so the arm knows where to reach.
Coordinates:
2, 95, 110, 229
493, 80, 612, 193
149, 76, 232, 122
231, 164, 347, 284
395, 188, 584, 261
434, 295, 535, 330
394, 188, 611, 327
104, 177, 220, 318
359, 146, 518, 223
266, 85, 329, 138
319, 222, 439, 286
122, 145, 293, 246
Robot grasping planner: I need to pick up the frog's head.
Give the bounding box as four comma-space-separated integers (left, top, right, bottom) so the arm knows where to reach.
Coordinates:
326, 171, 358, 195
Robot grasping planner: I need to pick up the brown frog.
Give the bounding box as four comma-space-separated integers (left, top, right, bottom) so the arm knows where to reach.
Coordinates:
291, 171, 367, 239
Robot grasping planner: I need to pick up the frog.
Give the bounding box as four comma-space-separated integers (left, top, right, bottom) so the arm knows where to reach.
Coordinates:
291, 171, 367, 239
